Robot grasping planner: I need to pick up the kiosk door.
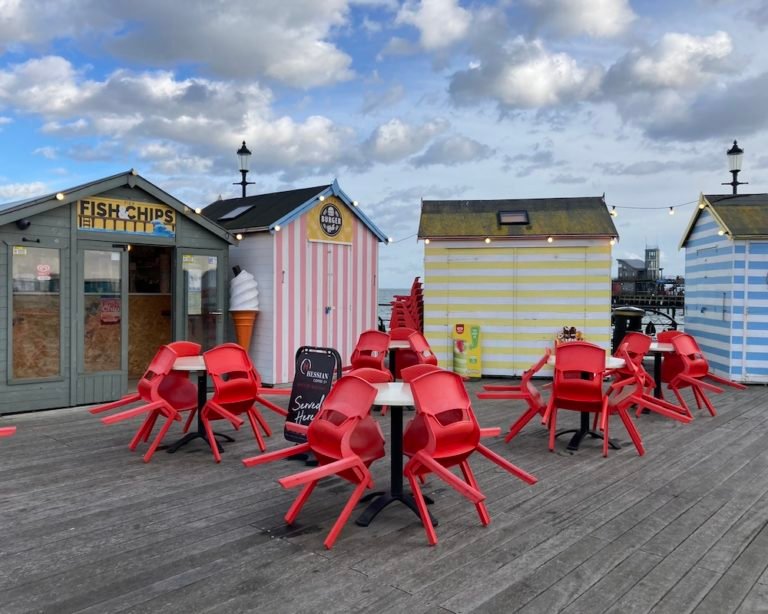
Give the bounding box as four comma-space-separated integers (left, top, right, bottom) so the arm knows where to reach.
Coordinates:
76, 244, 128, 405
180, 252, 225, 351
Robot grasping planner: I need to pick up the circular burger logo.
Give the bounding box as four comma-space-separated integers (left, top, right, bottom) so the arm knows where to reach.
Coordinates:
319, 204, 342, 237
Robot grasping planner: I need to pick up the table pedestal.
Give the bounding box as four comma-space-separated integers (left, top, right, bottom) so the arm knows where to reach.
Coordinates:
555, 412, 620, 451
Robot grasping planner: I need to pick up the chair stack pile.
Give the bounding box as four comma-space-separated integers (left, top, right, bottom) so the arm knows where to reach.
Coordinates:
389, 277, 423, 331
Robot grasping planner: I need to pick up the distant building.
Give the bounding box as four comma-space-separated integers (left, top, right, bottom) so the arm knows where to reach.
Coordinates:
616, 247, 661, 294
680, 193, 768, 383
418, 196, 618, 376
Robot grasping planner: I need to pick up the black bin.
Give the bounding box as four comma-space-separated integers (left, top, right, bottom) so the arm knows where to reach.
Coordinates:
611, 306, 645, 353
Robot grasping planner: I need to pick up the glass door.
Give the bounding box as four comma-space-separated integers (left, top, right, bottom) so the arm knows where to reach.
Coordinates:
180, 253, 223, 351
77, 244, 128, 404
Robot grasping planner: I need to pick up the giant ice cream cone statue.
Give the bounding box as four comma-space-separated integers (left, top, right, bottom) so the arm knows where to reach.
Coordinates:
229, 268, 260, 350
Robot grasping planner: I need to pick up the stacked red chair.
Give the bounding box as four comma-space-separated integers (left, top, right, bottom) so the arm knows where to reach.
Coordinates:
98, 345, 198, 462
476, 348, 551, 443
400, 363, 441, 382
657, 329, 685, 396
666, 333, 746, 417
201, 343, 289, 462
388, 327, 419, 378
342, 329, 390, 372
403, 370, 537, 546
242, 375, 386, 549
345, 367, 393, 415
389, 277, 424, 331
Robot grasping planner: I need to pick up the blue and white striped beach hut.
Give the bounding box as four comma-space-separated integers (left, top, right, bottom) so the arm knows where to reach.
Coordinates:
680, 193, 768, 383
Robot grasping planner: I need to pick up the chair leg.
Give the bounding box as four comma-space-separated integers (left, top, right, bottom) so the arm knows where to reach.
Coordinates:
183, 408, 197, 433
130, 412, 156, 451
143, 413, 175, 462
617, 408, 645, 456
324, 477, 370, 550
548, 408, 558, 451
202, 414, 222, 463
142, 411, 160, 442
285, 480, 319, 524
459, 461, 490, 526
252, 407, 272, 438
672, 387, 692, 418
246, 409, 267, 452
504, 404, 541, 443
406, 470, 437, 546
602, 413, 610, 458
475, 445, 537, 484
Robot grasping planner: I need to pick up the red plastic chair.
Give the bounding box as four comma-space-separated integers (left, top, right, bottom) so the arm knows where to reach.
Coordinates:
0, 427, 15, 437
477, 348, 551, 443
407, 331, 438, 366
345, 367, 393, 415
400, 364, 442, 382
389, 327, 419, 378
242, 375, 385, 549
667, 334, 746, 417
343, 330, 391, 372
201, 343, 283, 462
403, 370, 537, 545
100, 345, 195, 462
611, 332, 655, 393
541, 341, 609, 453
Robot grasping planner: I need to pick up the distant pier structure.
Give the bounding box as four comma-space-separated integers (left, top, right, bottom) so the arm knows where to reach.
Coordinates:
612, 247, 684, 319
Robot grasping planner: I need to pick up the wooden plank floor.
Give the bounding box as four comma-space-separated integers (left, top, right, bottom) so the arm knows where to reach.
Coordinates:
2, 379, 768, 613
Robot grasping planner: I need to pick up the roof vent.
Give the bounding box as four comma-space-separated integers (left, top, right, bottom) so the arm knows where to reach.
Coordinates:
498, 210, 529, 225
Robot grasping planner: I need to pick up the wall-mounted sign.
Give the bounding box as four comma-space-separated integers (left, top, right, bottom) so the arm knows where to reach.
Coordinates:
306, 196, 353, 244
78, 197, 176, 237
99, 298, 121, 324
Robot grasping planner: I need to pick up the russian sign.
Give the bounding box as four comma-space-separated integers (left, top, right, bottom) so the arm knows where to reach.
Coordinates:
306, 196, 353, 244
78, 197, 176, 237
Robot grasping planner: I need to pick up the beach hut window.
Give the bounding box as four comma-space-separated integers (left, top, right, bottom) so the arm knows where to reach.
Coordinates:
498, 211, 529, 225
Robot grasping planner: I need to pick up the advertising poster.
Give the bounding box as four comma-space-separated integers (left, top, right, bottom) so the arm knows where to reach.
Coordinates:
452, 322, 482, 378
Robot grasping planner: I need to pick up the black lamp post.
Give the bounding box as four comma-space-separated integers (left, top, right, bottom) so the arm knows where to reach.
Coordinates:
234, 140, 255, 198
722, 140, 747, 195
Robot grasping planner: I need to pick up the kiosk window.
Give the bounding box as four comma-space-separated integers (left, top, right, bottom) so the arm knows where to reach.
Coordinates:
11, 246, 61, 379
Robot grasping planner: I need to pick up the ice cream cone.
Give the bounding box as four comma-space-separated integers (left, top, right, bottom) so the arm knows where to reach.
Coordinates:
231, 310, 258, 350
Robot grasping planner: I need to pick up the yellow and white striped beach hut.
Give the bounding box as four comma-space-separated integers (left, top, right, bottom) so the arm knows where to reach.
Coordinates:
419, 197, 619, 376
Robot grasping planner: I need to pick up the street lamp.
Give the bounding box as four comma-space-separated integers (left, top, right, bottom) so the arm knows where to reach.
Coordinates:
722, 140, 748, 195
234, 140, 255, 198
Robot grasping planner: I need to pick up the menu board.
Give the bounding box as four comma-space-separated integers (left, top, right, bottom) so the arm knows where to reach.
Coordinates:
284, 346, 342, 443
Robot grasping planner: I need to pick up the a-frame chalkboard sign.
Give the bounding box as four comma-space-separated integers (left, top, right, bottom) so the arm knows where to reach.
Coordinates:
283, 346, 343, 443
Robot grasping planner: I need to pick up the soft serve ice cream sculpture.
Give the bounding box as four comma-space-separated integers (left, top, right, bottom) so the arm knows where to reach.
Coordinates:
230, 268, 259, 349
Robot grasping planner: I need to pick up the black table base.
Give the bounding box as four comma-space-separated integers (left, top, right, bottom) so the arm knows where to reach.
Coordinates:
355, 404, 437, 527
555, 412, 620, 451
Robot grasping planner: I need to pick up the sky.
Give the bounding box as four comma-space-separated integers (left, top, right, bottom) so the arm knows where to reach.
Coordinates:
1, 0, 767, 287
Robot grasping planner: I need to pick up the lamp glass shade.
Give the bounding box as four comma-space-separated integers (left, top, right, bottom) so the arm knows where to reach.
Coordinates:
727, 140, 743, 172
237, 141, 252, 172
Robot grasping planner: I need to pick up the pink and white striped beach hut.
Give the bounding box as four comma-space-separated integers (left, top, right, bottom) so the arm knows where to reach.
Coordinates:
204, 180, 388, 384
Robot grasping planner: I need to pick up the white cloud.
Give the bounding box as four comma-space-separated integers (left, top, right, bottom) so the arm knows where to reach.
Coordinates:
0, 181, 47, 200
523, 0, 635, 38
364, 117, 449, 162
450, 38, 603, 108
605, 31, 733, 92
396, 0, 472, 50
411, 135, 494, 167
33, 146, 57, 159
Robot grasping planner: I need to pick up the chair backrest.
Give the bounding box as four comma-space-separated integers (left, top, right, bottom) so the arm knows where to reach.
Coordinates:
203, 343, 259, 414
349, 330, 390, 370
614, 331, 651, 372
671, 333, 710, 378
400, 364, 441, 382
345, 367, 393, 384
137, 345, 180, 401
308, 375, 384, 470
520, 348, 552, 401
407, 331, 438, 366
405, 370, 480, 460
657, 329, 683, 343
552, 341, 607, 406
608, 343, 645, 409
389, 327, 417, 341
167, 341, 202, 357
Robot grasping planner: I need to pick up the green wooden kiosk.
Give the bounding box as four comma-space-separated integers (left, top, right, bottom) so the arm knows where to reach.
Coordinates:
0, 170, 235, 412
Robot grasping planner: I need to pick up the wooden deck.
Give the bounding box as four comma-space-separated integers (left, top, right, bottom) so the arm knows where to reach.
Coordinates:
2, 379, 768, 613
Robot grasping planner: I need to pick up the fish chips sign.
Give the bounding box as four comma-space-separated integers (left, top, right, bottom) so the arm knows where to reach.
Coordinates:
306, 196, 353, 244
77, 197, 176, 237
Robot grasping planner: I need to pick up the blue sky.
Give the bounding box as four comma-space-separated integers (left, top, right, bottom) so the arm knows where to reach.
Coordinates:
1, 0, 767, 286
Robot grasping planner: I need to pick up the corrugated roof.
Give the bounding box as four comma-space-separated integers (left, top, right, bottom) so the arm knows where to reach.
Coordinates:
618, 259, 646, 270
418, 197, 618, 239
203, 181, 388, 242
680, 193, 768, 247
